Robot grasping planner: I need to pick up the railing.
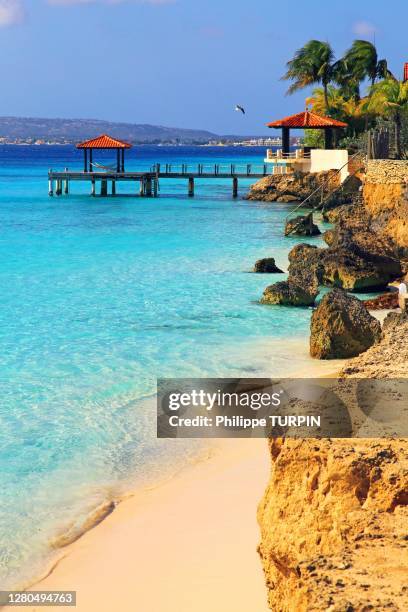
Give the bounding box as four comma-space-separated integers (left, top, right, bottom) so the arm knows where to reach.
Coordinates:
266, 149, 311, 160
284, 151, 366, 230
150, 163, 273, 176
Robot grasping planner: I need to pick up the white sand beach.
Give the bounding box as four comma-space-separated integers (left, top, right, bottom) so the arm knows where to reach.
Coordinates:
10, 439, 270, 612
3, 352, 346, 612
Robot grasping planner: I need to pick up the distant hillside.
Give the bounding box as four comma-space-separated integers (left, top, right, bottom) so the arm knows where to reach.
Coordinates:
0, 116, 252, 144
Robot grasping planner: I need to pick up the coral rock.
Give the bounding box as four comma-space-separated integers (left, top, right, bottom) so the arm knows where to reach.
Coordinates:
310, 289, 381, 359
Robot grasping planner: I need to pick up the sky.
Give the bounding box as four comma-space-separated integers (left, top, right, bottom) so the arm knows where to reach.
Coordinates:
0, 0, 407, 134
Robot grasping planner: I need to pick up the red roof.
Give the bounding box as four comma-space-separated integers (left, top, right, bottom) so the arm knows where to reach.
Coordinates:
76, 134, 132, 149
267, 111, 347, 129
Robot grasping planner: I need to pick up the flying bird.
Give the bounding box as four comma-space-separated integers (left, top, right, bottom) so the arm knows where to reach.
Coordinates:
235, 105, 245, 115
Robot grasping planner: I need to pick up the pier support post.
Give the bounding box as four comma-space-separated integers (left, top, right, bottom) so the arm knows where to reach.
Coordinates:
145, 177, 152, 197
91, 179, 96, 196
111, 180, 116, 196
64, 168, 69, 194
153, 178, 158, 197
100, 180, 108, 197
56, 179, 62, 196
48, 179, 53, 196
140, 179, 145, 196
188, 177, 194, 197
232, 177, 238, 198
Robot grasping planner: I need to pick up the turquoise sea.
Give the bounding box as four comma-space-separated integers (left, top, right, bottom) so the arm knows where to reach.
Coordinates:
0, 145, 328, 588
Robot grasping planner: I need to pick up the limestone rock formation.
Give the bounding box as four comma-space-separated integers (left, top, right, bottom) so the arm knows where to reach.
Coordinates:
261, 281, 316, 307
322, 203, 354, 224
310, 289, 381, 359
363, 159, 408, 249
258, 438, 408, 612
253, 257, 284, 273
323, 228, 335, 246
259, 312, 408, 611
245, 170, 340, 205
284, 214, 321, 237
287, 215, 401, 292
363, 291, 399, 310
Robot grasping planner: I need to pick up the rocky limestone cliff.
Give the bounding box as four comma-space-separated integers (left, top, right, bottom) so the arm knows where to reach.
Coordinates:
258, 438, 408, 612
245, 171, 341, 204
363, 160, 408, 251
258, 315, 408, 611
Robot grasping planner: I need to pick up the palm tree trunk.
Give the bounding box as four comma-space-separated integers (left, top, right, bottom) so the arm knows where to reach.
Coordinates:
395, 111, 402, 159
364, 77, 377, 131
323, 83, 329, 112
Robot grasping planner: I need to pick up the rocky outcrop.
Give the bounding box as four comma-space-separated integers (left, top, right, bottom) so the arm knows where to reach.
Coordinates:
258, 438, 408, 612
322, 203, 354, 224
363, 291, 399, 310
245, 170, 340, 204
284, 214, 321, 237
342, 310, 408, 377
257, 161, 408, 612
253, 257, 284, 273
259, 314, 408, 611
287, 213, 402, 292
261, 281, 317, 307
310, 289, 381, 359
322, 229, 335, 246
363, 160, 408, 250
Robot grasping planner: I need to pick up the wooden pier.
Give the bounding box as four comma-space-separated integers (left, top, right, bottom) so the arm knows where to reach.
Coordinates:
48, 162, 276, 199
49, 134, 278, 199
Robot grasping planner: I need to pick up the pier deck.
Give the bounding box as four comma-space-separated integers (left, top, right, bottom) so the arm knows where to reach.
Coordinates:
48, 163, 279, 198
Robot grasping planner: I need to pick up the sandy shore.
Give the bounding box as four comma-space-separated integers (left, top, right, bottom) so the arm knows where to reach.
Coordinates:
4, 354, 346, 612
9, 439, 271, 612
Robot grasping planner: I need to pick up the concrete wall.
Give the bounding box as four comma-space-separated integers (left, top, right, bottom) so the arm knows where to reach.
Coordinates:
310, 149, 349, 183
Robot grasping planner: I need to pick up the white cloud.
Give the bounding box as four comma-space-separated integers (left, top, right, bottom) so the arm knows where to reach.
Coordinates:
0, 0, 24, 26
352, 21, 377, 38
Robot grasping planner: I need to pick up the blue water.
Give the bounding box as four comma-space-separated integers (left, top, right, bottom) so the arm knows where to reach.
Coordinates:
0, 145, 327, 588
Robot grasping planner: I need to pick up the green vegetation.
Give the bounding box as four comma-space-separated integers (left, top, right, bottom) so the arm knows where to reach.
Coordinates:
284, 39, 407, 156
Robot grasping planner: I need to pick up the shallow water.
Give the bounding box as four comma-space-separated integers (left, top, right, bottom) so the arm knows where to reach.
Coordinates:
0, 145, 331, 587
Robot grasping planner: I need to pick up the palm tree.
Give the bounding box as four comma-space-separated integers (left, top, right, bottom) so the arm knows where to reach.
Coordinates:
306, 86, 345, 116
307, 86, 370, 137
366, 79, 408, 158
331, 58, 361, 101
283, 40, 336, 110
342, 40, 393, 91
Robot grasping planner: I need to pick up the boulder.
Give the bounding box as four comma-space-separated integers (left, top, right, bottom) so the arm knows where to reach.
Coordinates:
261, 281, 317, 307
253, 257, 284, 273
284, 214, 321, 237
363, 292, 399, 310
321, 218, 401, 291
310, 289, 382, 359
287, 221, 401, 292
287, 243, 323, 297
288, 243, 320, 264
322, 229, 335, 246
320, 248, 400, 291
322, 204, 354, 223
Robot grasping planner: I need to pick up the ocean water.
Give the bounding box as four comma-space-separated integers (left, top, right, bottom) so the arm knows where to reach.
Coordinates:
0, 145, 328, 588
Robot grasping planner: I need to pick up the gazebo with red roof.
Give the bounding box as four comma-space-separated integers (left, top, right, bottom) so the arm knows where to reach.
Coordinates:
266, 110, 347, 154
76, 134, 132, 173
